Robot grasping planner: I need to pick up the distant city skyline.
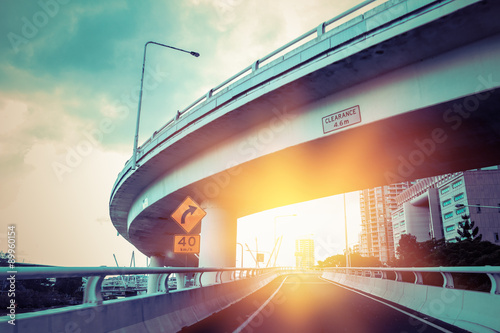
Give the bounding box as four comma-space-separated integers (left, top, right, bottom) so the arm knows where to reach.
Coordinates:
237, 192, 361, 268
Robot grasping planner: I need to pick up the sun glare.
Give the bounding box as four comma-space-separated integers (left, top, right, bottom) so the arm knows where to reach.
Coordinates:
237, 192, 361, 268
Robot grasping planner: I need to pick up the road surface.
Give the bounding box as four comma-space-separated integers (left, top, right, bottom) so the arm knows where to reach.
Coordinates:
180, 273, 469, 333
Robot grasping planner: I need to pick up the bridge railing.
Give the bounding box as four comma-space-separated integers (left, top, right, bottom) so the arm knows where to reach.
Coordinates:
322, 266, 500, 294
132, 0, 381, 156
322, 266, 500, 332
0, 266, 291, 307
172, 0, 380, 125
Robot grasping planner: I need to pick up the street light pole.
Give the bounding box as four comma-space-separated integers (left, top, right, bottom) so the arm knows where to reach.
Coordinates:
456, 203, 499, 209
344, 193, 350, 268
132, 41, 200, 170
236, 242, 244, 268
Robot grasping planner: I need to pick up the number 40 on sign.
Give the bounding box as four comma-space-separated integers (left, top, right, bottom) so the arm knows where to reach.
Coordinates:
174, 235, 200, 254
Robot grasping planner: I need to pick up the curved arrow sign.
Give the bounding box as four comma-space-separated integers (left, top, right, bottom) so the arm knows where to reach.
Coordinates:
171, 196, 206, 233
181, 205, 197, 224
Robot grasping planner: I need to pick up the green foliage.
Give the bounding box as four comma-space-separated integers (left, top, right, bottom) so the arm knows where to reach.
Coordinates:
317, 254, 345, 267
318, 253, 382, 267
0, 277, 82, 314
54, 277, 82, 296
455, 214, 482, 242
393, 235, 445, 267
0, 252, 10, 267
434, 240, 500, 266
17, 279, 53, 293
351, 253, 382, 267
392, 233, 500, 267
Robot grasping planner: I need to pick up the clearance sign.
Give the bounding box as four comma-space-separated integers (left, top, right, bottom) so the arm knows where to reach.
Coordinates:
322, 105, 361, 134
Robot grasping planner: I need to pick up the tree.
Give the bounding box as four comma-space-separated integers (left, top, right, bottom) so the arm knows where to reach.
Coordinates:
396, 234, 425, 266
392, 230, 499, 268
350, 253, 382, 267
54, 278, 82, 296
317, 253, 381, 267
317, 254, 345, 267
455, 214, 482, 242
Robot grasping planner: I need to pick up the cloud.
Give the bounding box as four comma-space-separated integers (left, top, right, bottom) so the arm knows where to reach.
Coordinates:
2, 1, 146, 72
0, 0, 371, 266
0, 142, 137, 266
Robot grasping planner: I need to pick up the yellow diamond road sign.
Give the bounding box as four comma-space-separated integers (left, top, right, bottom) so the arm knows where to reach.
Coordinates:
171, 196, 206, 233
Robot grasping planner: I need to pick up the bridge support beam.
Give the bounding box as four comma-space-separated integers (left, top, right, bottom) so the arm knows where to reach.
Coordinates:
147, 255, 164, 294
198, 202, 237, 285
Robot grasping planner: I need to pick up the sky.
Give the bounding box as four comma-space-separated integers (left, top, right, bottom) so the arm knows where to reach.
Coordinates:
0, 0, 384, 268
237, 192, 362, 268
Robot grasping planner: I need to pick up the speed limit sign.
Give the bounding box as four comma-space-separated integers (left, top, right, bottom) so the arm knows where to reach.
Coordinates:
173, 235, 200, 253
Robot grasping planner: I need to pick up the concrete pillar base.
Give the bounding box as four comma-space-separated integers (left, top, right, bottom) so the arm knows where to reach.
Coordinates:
198, 202, 237, 285
147, 255, 165, 294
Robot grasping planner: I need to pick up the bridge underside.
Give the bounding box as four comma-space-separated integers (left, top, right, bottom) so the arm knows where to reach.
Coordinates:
208, 91, 500, 213
110, 0, 500, 264
130, 87, 500, 262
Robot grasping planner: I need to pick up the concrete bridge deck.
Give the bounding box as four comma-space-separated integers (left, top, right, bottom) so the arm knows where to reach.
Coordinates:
109, 0, 500, 267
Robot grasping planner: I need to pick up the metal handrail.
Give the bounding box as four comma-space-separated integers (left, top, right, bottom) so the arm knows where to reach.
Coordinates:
112, 0, 386, 201
203, 64, 253, 101
139, 0, 381, 150
324, 266, 500, 273
323, 266, 500, 295
0, 266, 284, 280
0, 266, 292, 306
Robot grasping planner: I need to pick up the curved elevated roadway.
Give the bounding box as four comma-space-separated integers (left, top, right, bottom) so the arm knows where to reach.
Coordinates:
110, 0, 500, 268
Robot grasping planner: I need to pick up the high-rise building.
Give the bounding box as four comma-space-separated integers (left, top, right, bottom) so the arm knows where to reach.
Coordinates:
393, 168, 500, 248
393, 174, 453, 246
359, 182, 411, 263
295, 238, 315, 268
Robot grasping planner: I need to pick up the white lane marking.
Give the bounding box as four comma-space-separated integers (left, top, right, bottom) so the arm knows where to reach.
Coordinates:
233, 276, 290, 333
319, 277, 454, 333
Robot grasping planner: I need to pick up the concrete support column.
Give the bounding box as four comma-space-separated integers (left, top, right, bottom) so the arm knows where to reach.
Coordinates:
176, 273, 187, 290
147, 255, 164, 294
198, 202, 237, 285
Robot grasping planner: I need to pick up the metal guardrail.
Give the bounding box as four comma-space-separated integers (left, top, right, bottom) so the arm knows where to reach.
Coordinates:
0, 266, 291, 306
108, 0, 408, 266
323, 266, 500, 295
122, 0, 381, 165
172, 0, 378, 121
150, 0, 375, 134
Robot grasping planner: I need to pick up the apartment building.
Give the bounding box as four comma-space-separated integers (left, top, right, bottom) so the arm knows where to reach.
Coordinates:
359, 182, 411, 263
295, 238, 315, 268
393, 168, 500, 250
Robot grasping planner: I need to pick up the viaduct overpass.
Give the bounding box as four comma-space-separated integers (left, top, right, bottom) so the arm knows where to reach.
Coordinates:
110, 0, 500, 270
1, 266, 499, 332
2, 1, 500, 332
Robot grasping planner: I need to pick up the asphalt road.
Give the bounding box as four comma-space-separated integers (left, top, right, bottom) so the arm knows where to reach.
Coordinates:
180, 274, 469, 333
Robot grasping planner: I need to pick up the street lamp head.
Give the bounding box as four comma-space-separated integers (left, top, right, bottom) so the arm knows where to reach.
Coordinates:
455, 204, 465, 208
190, 51, 200, 57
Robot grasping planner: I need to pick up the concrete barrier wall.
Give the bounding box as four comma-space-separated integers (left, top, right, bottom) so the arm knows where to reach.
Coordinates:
419, 286, 463, 326
370, 279, 388, 299
398, 283, 427, 310
321, 272, 500, 333
456, 290, 500, 333
0, 271, 282, 333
